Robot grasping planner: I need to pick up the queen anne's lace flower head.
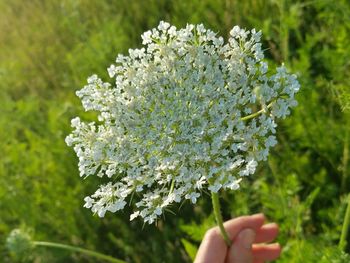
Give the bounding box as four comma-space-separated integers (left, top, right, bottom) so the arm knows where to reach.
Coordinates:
66, 21, 300, 224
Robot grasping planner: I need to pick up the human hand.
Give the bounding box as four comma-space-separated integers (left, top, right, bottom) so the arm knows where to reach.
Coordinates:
194, 213, 281, 263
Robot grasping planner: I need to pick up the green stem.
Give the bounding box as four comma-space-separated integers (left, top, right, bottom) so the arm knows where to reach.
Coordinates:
240, 101, 274, 121
211, 191, 232, 246
279, 0, 289, 62
341, 128, 349, 192
33, 241, 126, 263
339, 194, 350, 251
168, 178, 175, 196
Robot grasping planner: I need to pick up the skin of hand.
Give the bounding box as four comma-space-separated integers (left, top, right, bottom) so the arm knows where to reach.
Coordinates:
194, 213, 281, 263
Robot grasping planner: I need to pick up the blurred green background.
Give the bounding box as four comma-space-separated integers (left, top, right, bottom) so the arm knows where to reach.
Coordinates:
1, 0, 350, 262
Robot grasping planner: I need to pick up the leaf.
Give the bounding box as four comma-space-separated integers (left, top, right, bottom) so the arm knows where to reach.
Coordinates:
181, 238, 198, 262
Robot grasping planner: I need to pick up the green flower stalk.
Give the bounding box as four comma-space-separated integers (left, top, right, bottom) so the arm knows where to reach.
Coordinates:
211, 191, 232, 246
339, 194, 350, 251
6, 229, 125, 263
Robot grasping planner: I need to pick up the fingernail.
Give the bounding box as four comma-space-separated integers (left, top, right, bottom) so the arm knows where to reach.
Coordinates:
264, 222, 279, 230
252, 213, 264, 218
242, 229, 255, 249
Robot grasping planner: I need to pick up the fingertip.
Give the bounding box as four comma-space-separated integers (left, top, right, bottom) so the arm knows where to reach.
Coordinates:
273, 242, 282, 255
252, 213, 265, 219
252, 243, 282, 261
271, 243, 282, 258
251, 213, 265, 223
264, 222, 278, 229
255, 222, 279, 243
268, 222, 279, 234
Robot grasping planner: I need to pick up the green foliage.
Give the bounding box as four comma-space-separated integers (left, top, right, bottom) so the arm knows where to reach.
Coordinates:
1, 0, 350, 262
181, 239, 198, 262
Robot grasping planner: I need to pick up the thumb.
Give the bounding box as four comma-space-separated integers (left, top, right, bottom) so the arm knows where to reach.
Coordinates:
227, 228, 255, 263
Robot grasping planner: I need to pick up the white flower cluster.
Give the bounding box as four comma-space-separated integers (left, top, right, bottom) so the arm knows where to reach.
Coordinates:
66, 21, 300, 223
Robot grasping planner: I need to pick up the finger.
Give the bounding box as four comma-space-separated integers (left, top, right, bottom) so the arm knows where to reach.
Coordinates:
254, 223, 279, 243
194, 214, 266, 263
227, 228, 255, 263
194, 228, 227, 263
223, 213, 265, 240
252, 243, 281, 261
